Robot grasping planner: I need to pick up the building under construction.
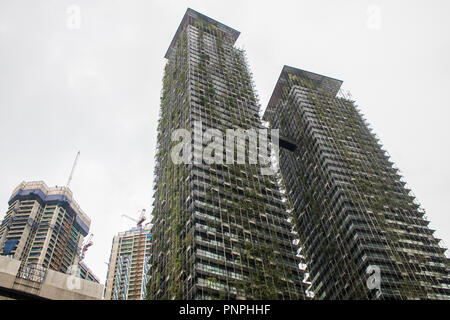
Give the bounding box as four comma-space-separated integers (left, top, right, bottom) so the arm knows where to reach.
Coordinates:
263, 66, 450, 299
147, 9, 307, 300
0, 181, 93, 274
104, 224, 152, 300
0, 181, 102, 299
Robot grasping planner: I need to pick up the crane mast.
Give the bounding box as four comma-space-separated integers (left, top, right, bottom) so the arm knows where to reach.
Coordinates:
67, 151, 80, 188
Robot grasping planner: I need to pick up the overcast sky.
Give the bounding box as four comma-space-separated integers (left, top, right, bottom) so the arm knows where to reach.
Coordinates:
1, 0, 449, 284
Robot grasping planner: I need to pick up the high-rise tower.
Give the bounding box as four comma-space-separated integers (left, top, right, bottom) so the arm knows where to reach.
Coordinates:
263, 66, 450, 299
148, 9, 306, 299
104, 224, 152, 300
0, 181, 91, 274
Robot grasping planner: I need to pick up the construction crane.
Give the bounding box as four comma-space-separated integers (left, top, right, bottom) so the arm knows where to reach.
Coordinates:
122, 209, 147, 228
80, 233, 93, 261
66, 151, 80, 188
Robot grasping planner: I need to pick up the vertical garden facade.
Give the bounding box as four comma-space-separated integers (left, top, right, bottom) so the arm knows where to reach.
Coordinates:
263, 66, 450, 299
147, 10, 306, 299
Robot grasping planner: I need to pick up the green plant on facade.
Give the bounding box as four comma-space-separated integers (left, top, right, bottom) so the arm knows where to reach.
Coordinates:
263, 67, 450, 299
148, 11, 307, 300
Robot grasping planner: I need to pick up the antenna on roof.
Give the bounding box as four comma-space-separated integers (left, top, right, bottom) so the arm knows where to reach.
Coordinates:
67, 151, 80, 188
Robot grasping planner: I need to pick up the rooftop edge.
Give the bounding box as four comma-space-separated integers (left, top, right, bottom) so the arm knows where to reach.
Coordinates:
265, 65, 344, 115
164, 8, 240, 59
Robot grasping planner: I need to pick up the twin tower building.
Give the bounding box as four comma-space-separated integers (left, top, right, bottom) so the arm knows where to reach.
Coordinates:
148, 8, 450, 300
0, 8, 449, 300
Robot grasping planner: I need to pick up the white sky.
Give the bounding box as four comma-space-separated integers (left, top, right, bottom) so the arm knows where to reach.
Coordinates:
1, 0, 449, 284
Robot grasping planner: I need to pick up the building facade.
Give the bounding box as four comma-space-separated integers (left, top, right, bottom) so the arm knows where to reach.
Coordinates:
263, 66, 450, 299
148, 9, 306, 300
104, 225, 152, 300
0, 181, 92, 275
